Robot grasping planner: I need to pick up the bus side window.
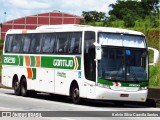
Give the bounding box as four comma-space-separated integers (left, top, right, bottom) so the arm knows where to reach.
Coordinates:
57, 33, 67, 53
31, 40, 35, 53
41, 34, 55, 54
64, 38, 69, 53
69, 32, 82, 54
70, 37, 75, 53
12, 35, 21, 53
42, 34, 51, 53
23, 35, 31, 53
5, 35, 13, 53
30, 34, 42, 53
50, 36, 55, 53
52, 32, 82, 54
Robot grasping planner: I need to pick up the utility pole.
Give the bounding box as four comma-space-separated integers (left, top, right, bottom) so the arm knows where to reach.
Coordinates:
4, 12, 7, 22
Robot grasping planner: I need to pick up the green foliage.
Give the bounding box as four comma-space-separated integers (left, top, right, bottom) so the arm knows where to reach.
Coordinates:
88, 22, 105, 26
81, 11, 106, 23
145, 30, 159, 50
123, 12, 136, 27
149, 65, 160, 88
148, 50, 154, 63
108, 0, 159, 27
105, 20, 124, 28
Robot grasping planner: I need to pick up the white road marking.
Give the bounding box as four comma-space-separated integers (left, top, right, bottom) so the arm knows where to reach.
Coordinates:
61, 118, 76, 120
0, 106, 17, 111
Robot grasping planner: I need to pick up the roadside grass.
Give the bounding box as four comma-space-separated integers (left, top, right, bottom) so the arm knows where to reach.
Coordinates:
149, 65, 160, 88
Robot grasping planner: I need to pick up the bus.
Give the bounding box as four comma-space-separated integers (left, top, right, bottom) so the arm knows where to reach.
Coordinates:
2, 24, 149, 104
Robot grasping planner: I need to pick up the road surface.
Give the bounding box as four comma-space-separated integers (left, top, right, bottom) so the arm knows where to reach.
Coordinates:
0, 88, 159, 120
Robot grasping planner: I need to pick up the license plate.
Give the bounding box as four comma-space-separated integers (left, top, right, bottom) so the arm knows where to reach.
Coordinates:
120, 94, 129, 97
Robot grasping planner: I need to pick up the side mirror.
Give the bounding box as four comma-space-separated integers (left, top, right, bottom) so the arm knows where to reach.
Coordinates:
148, 47, 159, 65
94, 43, 102, 60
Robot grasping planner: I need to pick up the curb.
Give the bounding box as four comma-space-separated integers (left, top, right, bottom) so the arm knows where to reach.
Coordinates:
148, 88, 160, 100
147, 88, 160, 108
0, 83, 4, 88
0, 82, 11, 89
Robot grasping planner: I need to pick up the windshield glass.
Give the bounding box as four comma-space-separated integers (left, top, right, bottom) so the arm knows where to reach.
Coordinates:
125, 49, 148, 82
98, 47, 148, 82
99, 32, 146, 48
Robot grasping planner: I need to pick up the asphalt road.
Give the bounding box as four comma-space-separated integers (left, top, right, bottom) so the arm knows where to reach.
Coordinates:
0, 88, 160, 120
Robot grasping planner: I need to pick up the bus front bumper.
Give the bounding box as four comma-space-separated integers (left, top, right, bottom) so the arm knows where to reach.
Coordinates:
87, 86, 148, 102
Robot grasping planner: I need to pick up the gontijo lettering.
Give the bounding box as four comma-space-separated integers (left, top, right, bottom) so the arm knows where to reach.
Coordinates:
4, 57, 15, 63
53, 59, 73, 67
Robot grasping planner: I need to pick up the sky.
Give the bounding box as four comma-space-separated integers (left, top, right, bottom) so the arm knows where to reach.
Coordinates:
0, 0, 117, 23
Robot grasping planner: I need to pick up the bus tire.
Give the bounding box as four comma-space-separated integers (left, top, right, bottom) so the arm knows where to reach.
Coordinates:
20, 77, 28, 97
13, 76, 21, 96
71, 85, 80, 104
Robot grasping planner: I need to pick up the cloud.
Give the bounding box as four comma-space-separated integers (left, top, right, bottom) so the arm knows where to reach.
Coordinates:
7, 0, 51, 9
6, 9, 33, 21
50, 0, 117, 15
0, 0, 117, 23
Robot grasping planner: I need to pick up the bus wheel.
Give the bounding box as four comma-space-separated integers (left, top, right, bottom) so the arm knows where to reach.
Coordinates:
20, 77, 28, 97
13, 78, 21, 96
71, 85, 80, 104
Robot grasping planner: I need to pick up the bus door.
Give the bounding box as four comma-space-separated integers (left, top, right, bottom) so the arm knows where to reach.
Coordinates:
83, 31, 96, 98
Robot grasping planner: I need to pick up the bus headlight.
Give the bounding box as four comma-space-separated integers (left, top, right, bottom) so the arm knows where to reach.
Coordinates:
97, 83, 110, 89
139, 86, 148, 90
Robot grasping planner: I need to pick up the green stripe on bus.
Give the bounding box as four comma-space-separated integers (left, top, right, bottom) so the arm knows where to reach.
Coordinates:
139, 82, 148, 87
77, 57, 81, 70
41, 56, 81, 70
3, 55, 81, 70
32, 68, 36, 80
3, 55, 19, 66
19, 56, 23, 66
98, 78, 148, 87
30, 56, 36, 67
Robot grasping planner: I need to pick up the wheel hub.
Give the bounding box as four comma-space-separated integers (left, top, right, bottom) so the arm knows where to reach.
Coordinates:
73, 88, 79, 98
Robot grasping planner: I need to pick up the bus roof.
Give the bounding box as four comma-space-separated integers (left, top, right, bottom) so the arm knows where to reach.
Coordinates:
6, 24, 144, 36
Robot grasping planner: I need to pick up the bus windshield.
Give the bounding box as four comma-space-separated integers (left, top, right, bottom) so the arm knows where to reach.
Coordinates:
98, 48, 148, 82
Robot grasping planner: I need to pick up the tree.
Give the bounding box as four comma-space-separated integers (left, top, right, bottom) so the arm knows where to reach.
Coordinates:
141, 0, 159, 15
123, 12, 136, 27
81, 11, 106, 23
108, 0, 159, 27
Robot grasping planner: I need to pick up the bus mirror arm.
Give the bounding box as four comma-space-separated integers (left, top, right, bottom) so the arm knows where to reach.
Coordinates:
93, 42, 102, 60
148, 47, 159, 65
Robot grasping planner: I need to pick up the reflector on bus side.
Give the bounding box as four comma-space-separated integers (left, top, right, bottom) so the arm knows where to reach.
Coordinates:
22, 29, 27, 34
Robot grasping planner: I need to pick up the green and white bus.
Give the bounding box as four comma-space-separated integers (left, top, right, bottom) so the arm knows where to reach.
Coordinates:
2, 24, 149, 104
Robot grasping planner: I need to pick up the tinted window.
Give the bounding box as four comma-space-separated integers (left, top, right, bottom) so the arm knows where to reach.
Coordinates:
29, 34, 42, 53
5, 35, 14, 53
84, 31, 96, 81
54, 32, 82, 54
41, 34, 55, 53
4, 32, 82, 54
5, 35, 22, 53
22, 35, 31, 53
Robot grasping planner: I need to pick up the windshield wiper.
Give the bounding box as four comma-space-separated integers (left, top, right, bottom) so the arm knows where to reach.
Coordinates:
114, 66, 123, 81
128, 66, 139, 82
